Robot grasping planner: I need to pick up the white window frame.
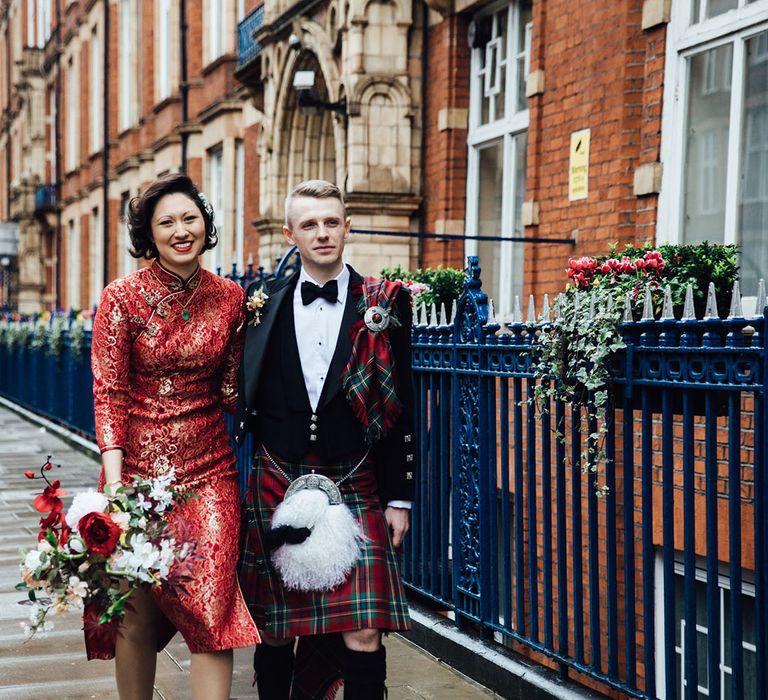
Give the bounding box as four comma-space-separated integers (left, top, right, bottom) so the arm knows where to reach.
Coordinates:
121, 191, 137, 277
654, 555, 757, 699
208, 0, 226, 62
465, 1, 530, 319
67, 218, 80, 310
234, 139, 245, 273
157, 0, 172, 101
90, 24, 101, 153
66, 55, 77, 172
90, 207, 102, 307
38, 0, 51, 46
119, 0, 137, 131
27, 0, 34, 47
48, 86, 56, 182
207, 145, 224, 273
658, 0, 768, 304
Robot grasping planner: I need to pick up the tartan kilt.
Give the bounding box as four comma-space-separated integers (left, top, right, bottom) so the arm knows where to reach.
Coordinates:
238, 446, 411, 640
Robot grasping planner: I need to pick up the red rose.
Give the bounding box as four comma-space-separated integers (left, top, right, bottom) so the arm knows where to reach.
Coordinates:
79, 512, 122, 557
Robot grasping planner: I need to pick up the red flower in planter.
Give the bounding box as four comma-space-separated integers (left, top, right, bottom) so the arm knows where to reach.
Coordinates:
79, 512, 122, 557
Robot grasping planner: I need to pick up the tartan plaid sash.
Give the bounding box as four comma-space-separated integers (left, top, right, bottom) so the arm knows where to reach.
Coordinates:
342, 277, 404, 445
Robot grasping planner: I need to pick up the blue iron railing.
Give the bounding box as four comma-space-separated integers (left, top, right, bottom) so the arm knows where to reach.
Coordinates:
403, 257, 766, 699
0, 256, 765, 699
236, 4, 265, 69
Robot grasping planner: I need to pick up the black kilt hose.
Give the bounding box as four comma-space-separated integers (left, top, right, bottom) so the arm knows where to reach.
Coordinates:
239, 446, 411, 640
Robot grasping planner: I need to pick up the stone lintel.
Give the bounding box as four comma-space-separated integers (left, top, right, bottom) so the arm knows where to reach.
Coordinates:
438, 108, 468, 132
633, 162, 663, 196
526, 70, 545, 98
642, 0, 672, 30
521, 200, 540, 226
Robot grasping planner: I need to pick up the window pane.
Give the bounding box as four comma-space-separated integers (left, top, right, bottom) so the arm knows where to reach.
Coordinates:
476, 141, 504, 307
510, 131, 527, 306
738, 30, 768, 295
516, 3, 532, 112
683, 44, 733, 244
708, 0, 738, 18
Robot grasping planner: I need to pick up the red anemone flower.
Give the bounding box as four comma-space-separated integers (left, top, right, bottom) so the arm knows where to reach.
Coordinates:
33, 479, 67, 513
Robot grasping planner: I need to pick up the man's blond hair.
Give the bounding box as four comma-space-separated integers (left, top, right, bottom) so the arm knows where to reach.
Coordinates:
284, 180, 347, 228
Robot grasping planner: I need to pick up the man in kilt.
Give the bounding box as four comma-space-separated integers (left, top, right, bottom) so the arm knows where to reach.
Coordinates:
234, 180, 415, 699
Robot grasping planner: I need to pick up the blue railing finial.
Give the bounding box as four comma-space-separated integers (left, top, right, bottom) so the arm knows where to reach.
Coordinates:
465, 256, 481, 290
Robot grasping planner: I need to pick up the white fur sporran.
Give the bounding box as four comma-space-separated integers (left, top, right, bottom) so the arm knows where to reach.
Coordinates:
270, 479, 366, 592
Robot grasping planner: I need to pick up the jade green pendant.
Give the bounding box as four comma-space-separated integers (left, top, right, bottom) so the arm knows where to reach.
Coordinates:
181, 309, 191, 321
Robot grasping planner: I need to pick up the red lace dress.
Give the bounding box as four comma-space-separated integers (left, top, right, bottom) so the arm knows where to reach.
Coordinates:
89, 262, 259, 659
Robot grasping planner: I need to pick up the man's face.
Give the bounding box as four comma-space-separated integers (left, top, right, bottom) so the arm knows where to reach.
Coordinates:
283, 196, 350, 277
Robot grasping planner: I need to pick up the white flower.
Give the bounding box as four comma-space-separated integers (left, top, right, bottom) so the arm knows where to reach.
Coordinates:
28, 604, 42, 624
68, 537, 85, 554
37, 539, 53, 553
24, 550, 42, 572
67, 575, 88, 600
66, 490, 109, 532
20, 622, 32, 639
111, 533, 161, 582
110, 511, 131, 530
136, 493, 153, 512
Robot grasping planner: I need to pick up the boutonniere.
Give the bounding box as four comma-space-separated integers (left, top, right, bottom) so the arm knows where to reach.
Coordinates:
246, 288, 270, 326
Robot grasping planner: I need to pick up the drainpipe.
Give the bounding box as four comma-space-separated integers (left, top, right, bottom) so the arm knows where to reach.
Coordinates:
53, 0, 62, 311
102, 0, 109, 286
179, 0, 188, 172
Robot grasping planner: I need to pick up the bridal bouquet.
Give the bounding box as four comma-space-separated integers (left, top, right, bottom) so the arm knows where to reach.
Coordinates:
18, 457, 194, 639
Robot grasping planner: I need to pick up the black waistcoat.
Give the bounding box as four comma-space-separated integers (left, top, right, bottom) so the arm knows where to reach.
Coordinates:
254, 291, 367, 463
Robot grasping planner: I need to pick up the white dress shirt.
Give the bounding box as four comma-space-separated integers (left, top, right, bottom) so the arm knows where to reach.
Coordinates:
292, 265, 411, 511
293, 265, 349, 412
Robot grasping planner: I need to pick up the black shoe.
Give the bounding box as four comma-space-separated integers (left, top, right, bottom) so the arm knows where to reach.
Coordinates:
254, 641, 295, 699
342, 646, 387, 700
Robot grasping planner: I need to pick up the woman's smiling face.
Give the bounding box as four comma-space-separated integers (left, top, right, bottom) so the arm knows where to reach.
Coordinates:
150, 192, 207, 278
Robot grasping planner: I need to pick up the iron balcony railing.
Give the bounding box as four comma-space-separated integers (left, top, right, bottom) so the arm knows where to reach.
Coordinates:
34, 183, 56, 211
1, 257, 766, 699
237, 4, 265, 69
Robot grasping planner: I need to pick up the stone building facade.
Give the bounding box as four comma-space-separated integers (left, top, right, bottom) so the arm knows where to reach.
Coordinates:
236, 0, 424, 272
0, 0, 266, 313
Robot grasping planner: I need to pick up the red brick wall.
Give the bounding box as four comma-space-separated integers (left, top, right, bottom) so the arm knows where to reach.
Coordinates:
421, 15, 470, 270
524, 0, 664, 297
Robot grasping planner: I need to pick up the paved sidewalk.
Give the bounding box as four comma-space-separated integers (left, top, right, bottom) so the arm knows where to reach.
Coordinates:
0, 403, 497, 699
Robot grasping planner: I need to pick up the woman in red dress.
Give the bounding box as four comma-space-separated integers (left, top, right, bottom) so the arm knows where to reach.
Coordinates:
91, 173, 259, 699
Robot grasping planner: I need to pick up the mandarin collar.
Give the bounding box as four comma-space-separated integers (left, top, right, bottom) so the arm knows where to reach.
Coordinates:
151, 260, 202, 292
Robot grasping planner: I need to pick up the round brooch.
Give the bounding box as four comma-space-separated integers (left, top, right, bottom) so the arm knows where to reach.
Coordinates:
363, 305, 391, 332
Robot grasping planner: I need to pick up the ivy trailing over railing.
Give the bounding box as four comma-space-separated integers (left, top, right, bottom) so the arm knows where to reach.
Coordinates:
532, 242, 741, 495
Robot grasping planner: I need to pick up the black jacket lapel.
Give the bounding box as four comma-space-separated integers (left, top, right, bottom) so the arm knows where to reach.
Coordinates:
243, 272, 298, 408
317, 267, 363, 409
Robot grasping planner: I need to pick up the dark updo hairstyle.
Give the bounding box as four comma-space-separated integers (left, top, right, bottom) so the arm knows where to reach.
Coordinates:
127, 172, 218, 259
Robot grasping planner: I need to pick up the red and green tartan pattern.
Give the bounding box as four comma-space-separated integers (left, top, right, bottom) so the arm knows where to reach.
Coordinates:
238, 448, 412, 641
342, 278, 404, 444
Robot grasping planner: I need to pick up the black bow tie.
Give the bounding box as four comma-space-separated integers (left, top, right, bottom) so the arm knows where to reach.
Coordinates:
301, 279, 338, 305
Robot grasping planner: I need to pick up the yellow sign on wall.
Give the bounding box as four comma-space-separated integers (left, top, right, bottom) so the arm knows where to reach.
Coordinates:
569, 129, 590, 201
